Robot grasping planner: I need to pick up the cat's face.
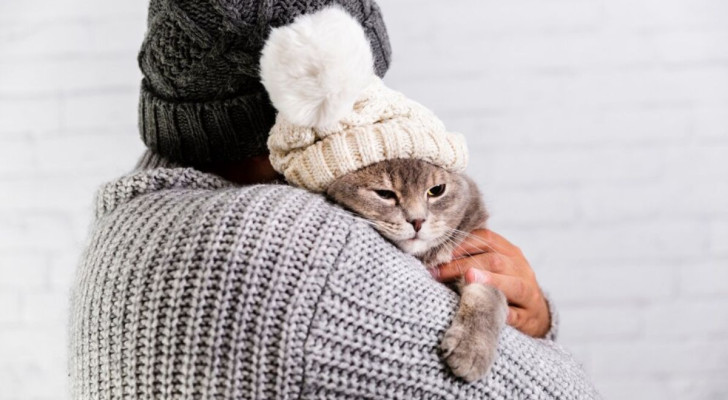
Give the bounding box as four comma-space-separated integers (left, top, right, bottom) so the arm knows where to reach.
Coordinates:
326, 159, 478, 256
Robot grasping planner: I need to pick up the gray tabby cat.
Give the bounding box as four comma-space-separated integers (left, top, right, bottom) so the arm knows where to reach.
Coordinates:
326, 158, 508, 382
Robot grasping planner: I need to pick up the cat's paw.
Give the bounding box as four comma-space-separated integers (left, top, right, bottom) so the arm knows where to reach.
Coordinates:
440, 320, 499, 382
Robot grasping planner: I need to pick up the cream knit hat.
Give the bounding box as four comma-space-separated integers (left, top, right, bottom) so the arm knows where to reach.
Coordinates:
260, 6, 468, 193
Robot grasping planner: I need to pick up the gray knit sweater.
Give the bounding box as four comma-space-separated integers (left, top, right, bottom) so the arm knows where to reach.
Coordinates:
69, 153, 600, 399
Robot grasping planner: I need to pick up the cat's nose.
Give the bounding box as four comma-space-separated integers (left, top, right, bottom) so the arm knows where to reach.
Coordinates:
410, 219, 425, 232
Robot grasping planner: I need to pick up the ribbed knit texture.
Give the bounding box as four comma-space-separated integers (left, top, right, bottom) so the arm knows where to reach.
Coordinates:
69, 152, 600, 399
138, 0, 391, 164
268, 79, 469, 192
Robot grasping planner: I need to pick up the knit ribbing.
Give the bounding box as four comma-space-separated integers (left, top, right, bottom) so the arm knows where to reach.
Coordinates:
137, 0, 392, 164
69, 154, 601, 399
138, 81, 275, 163
267, 79, 469, 192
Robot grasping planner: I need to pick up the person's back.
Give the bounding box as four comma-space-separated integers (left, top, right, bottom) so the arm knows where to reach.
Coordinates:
70, 154, 599, 399
69, 1, 600, 398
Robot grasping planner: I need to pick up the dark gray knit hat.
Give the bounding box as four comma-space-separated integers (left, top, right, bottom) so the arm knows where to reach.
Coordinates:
138, 0, 391, 164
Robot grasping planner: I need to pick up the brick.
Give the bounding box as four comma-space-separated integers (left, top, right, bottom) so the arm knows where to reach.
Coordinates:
22, 291, 70, 326
0, 293, 21, 325
481, 33, 658, 71
668, 374, 728, 400
0, 254, 47, 290
49, 250, 83, 290
653, 31, 728, 65
384, 0, 602, 36
0, 213, 75, 252
559, 305, 642, 342
0, 176, 99, 213
540, 264, 677, 304
0, 97, 62, 135
388, 31, 658, 79
580, 173, 728, 224
62, 89, 138, 131
643, 299, 728, 338
35, 132, 146, 176
710, 222, 728, 256
0, 328, 68, 398
545, 221, 707, 262
604, 0, 728, 30
1, 19, 145, 58
664, 144, 728, 181
591, 338, 728, 376
0, 138, 36, 177
679, 260, 728, 297
580, 182, 670, 223
595, 378, 674, 400
487, 187, 579, 226
575, 68, 728, 107
0, 0, 146, 22
694, 106, 728, 139
530, 108, 690, 146
0, 0, 727, 397
0, 57, 141, 97
69, 210, 96, 248
0, 365, 20, 397
447, 113, 529, 149
483, 147, 665, 187
392, 67, 728, 114
454, 107, 691, 150
674, 181, 728, 217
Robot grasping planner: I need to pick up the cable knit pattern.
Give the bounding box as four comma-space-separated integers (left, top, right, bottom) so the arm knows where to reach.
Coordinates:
268, 79, 469, 192
69, 153, 600, 399
137, 0, 391, 164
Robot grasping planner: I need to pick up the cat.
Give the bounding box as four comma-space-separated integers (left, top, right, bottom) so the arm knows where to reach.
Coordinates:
326, 158, 508, 382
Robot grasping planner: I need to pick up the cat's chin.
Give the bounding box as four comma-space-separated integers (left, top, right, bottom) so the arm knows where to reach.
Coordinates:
397, 238, 432, 256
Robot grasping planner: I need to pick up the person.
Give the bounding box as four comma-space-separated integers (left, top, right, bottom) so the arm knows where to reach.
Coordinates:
69, 0, 600, 398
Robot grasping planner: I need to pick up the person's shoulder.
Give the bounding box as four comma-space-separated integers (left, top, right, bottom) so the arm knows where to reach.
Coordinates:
94, 165, 362, 240
98, 167, 314, 212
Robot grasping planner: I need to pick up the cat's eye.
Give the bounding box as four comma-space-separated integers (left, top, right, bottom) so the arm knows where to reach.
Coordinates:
374, 189, 397, 200
427, 184, 446, 198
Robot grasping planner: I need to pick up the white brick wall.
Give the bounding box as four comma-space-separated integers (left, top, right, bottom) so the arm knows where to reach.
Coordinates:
0, 0, 726, 399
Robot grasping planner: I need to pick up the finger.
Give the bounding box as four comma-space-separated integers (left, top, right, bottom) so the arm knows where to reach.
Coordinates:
451, 230, 495, 258
482, 230, 523, 256
508, 306, 547, 337
435, 252, 511, 282
465, 267, 486, 284
507, 306, 525, 328
479, 272, 529, 307
452, 229, 520, 258
431, 257, 469, 282
467, 252, 512, 275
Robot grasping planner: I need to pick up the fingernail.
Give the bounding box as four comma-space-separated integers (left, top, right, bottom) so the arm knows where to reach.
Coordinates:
466, 268, 487, 283
429, 267, 439, 279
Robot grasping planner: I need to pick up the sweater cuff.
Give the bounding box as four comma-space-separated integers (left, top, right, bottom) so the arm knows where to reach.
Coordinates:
542, 291, 559, 341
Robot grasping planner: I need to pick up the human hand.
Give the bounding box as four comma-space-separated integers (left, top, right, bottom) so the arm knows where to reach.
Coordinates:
431, 229, 551, 338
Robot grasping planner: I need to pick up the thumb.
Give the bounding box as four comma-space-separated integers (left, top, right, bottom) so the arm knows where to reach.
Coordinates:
465, 268, 489, 284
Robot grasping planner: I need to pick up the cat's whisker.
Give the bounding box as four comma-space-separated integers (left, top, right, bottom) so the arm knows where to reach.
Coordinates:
446, 228, 508, 254
450, 230, 507, 253
438, 233, 473, 260
438, 235, 491, 277
329, 207, 378, 227
440, 229, 512, 274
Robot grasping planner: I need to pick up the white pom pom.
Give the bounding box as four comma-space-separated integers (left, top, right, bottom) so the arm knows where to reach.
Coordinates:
260, 6, 375, 129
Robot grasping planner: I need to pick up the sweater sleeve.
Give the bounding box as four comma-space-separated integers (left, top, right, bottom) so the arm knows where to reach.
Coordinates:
70, 165, 597, 400
299, 222, 600, 400
542, 292, 560, 342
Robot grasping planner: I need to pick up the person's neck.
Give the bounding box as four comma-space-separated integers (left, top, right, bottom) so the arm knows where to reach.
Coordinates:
200, 155, 281, 185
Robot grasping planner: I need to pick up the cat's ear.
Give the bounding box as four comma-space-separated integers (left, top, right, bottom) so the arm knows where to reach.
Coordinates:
260, 6, 376, 130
